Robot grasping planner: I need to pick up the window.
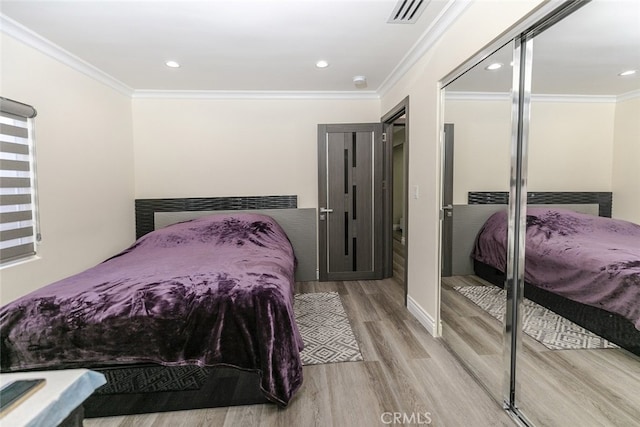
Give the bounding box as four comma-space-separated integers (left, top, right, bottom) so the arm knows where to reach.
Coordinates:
0, 97, 38, 265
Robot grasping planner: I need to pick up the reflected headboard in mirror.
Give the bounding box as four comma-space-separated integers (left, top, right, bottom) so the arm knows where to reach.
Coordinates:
467, 191, 612, 217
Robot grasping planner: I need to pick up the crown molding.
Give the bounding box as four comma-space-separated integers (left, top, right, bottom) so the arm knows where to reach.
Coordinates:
132, 90, 380, 100
618, 89, 640, 102
445, 91, 625, 103
445, 91, 511, 101
1, 14, 134, 96
533, 93, 618, 103
376, 0, 472, 97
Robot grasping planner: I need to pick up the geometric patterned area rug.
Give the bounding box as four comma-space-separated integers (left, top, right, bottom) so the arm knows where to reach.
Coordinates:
294, 292, 364, 365
453, 286, 618, 351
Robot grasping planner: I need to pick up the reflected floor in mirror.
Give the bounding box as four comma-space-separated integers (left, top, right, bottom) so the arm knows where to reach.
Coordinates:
441, 275, 640, 427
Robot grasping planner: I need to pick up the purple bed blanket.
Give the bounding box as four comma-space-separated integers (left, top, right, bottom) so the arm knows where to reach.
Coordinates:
472, 208, 640, 330
0, 213, 303, 406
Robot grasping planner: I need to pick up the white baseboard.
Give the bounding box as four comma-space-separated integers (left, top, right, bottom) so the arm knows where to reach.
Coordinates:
407, 295, 437, 336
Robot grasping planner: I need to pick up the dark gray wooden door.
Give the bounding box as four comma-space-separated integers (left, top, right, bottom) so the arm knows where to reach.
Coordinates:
318, 123, 383, 281
441, 123, 454, 277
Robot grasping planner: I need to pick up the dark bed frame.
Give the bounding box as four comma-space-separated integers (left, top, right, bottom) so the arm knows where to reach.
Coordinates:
83, 195, 299, 417
85, 364, 268, 417
468, 191, 640, 357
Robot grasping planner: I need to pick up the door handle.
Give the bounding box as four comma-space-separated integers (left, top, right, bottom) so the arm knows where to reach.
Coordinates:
320, 207, 334, 213
441, 205, 453, 219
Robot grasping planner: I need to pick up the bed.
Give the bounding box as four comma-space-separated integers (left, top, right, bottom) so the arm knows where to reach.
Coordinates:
1, 196, 316, 416
469, 198, 640, 356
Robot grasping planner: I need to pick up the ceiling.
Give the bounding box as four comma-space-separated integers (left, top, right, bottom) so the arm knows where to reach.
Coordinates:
0, 0, 452, 93
447, 0, 640, 96
2, 0, 638, 97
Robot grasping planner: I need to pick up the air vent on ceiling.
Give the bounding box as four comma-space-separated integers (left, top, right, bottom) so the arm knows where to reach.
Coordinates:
388, 0, 428, 24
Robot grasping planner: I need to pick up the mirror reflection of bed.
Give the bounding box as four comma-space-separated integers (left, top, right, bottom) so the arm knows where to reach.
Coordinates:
448, 196, 639, 349
441, 195, 640, 417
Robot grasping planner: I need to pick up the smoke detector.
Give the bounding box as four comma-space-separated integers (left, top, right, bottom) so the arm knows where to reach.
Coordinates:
353, 76, 367, 88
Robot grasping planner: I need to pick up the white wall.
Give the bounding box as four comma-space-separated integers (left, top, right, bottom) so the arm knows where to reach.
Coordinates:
0, 34, 135, 304
132, 98, 380, 207
612, 96, 640, 224
380, 0, 545, 334
445, 98, 616, 204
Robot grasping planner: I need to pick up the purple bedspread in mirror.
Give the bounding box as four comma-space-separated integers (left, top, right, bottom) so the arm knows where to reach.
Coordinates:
0, 213, 303, 406
472, 208, 640, 330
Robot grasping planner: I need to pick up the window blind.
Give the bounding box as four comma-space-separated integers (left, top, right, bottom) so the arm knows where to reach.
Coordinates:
0, 97, 38, 264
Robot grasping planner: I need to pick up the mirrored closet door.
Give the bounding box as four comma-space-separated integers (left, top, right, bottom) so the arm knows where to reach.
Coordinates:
518, 1, 640, 425
440, 39, 515, 404
439, 0, 639, 425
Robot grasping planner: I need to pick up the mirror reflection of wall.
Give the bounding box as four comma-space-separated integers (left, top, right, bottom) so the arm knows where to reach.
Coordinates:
527, 0, 639, 224
612, 94, 640, 224
442, 41, 514, 279
445, 42, 513, 204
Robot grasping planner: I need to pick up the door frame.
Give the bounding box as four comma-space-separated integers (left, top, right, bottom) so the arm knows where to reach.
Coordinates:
441, 123, 454, 277
382, 96, 409, 306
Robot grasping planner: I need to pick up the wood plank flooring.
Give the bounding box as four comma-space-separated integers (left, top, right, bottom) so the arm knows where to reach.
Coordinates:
441, 275, 640, 427
86, 278, 513, 427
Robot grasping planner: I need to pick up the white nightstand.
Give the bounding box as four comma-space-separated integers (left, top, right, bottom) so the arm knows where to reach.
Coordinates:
0, 369, 106, 427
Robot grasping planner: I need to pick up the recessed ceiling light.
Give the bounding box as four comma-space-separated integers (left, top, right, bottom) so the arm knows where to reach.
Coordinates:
165, 60, 180, 68
316, 60, 329, 69
619, 69, 637, 76
485, 62, 503, 71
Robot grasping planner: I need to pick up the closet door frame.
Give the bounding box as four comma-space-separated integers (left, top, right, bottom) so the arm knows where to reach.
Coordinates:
502, 32, 531, 423
503, 3, 591, 425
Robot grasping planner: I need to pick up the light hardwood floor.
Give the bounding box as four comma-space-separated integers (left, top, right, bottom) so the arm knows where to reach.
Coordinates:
85, 278, 514, 427
441, 275, 640, 427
